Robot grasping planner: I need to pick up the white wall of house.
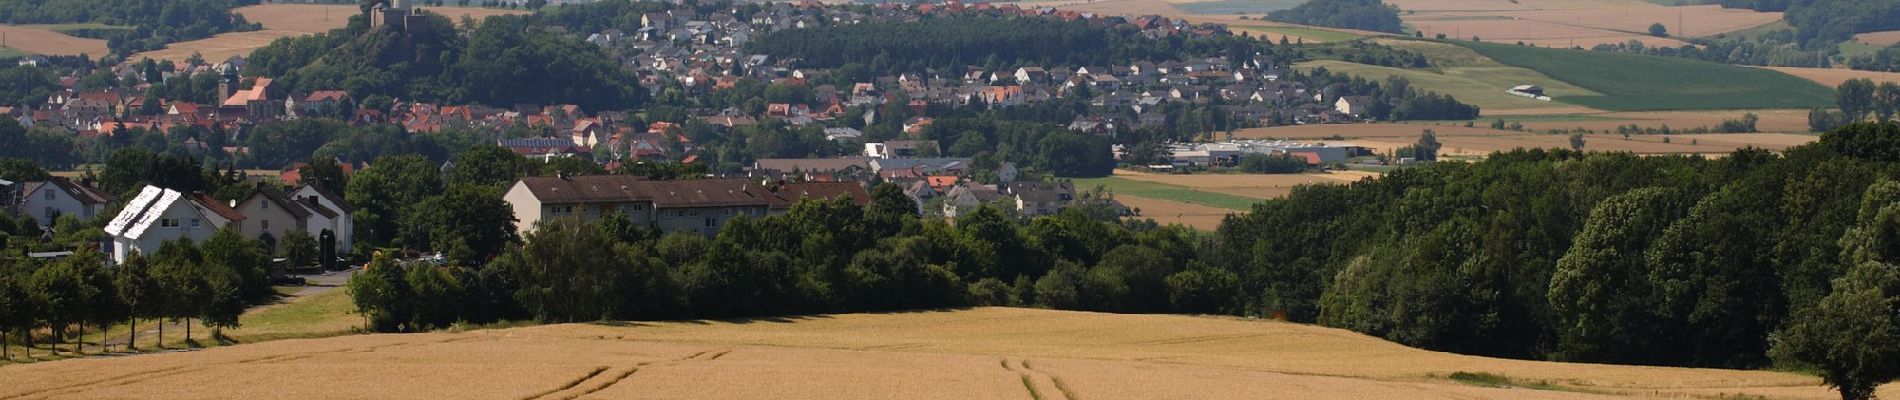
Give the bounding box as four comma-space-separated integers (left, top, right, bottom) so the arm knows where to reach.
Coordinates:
20, 184, 100, 228
290, 186, 354, 248
504, 181, 545, 235
235, 195, 305, 251
112, 202, 220, 264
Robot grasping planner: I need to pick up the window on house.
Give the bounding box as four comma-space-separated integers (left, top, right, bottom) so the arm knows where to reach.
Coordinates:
262, 220, 269, 230
160, 218, 179, 228
705, 217, 716, 227
44, 207, 55, 219
262, 200, 270, 210
45, 190, 54, 199
191, 219, 201, 228
633, 204, 645, 211
551, 205, 574, 214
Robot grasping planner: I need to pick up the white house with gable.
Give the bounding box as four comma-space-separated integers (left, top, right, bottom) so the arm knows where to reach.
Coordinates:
290, 184, 355, 250
104, 186, 243, 264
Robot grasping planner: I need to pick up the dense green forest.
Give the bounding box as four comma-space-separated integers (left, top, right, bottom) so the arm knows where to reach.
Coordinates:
0, 0, 261, 60
1265, 0, 1403, 34
743, 16, 1300, 75
244, 10, 643, 112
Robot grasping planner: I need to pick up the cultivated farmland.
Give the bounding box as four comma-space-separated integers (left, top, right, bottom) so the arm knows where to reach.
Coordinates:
1766, 66, 1900, 87
0, 307, 1880, 400
1296, 59, 1599, 114
1456, 40, 1836, 111
1855, 30, 1900, 47
0, 25, 109, 57
1352, 132, 1816, 156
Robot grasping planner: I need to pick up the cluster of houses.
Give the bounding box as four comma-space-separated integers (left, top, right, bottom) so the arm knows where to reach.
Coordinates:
2, 176, 354, 265
4, 0, 1392, 167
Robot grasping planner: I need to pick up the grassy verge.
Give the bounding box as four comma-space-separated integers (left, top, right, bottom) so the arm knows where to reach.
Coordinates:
1071, 177, 1263, 211
0, 288, 360, 366
1453, 40, 1835, 111
1444, 371, 1563, 391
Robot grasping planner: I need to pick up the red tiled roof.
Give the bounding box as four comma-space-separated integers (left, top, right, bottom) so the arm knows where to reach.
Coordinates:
189, 193, 246, 222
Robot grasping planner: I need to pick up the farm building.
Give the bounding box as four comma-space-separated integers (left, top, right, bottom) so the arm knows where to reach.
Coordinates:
1166, 140, 1369, 167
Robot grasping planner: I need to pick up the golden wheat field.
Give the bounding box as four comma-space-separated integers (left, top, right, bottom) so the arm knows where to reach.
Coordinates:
1766, 66, 1900, 87
1115, 194, 1236, 230
0, 25, 109, 56
1118, 169, 1377, 199
0, 307, 1880, 400
1856, 30, 1900, 47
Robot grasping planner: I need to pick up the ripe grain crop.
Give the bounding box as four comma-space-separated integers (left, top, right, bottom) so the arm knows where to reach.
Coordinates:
0, 308, 1873, 399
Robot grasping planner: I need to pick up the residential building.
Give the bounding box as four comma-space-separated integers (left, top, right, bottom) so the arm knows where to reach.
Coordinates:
105, 186, 245, 264
1005, 181, 1076, 217
18, 177, 113, 228
290, 184, 356, 250
504, 176, 870, 237
234, 186, 311, 250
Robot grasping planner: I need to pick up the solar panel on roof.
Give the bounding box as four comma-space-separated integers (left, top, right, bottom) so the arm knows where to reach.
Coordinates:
126, 189, 181, 240
105, 186, 163, 236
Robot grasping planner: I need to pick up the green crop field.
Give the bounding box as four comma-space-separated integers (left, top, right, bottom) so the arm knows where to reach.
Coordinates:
1071, 177, 1263, 211
1234, 25, 1365, 42
1297, 59, 1598, 112
1455, 40, 1835, 111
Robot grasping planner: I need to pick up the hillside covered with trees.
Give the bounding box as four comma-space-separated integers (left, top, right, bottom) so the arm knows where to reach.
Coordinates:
245, 10, 644, 112
1266, 0, 1404, 34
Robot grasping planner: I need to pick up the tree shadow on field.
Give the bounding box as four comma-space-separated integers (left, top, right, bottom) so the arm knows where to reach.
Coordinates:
586, 307, 977, 328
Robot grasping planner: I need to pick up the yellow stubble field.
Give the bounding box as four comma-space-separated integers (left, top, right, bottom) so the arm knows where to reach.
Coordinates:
0, 25, 109, 57
0, 307, 1879, 400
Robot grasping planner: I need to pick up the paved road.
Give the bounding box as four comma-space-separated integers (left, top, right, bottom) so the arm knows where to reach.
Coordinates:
100, 268, 358, 350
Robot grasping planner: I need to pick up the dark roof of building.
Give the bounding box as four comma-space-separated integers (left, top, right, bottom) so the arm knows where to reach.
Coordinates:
643, 178, 771, 208
1006, 181, 1076, 202
26, 177, 115, 205
516, 175, 652, 205
190, 193, 246, 222
767, 181, 871, 209
295, 184, 357, 214
515, 175, 872, 210
753, 157, 871, 173
252, 186, 312, 220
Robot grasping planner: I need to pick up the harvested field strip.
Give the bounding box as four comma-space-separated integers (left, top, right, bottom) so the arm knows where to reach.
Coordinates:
0, 25, 108, 56
1232, 25, 1364, 42
1070, 177, 1261, 211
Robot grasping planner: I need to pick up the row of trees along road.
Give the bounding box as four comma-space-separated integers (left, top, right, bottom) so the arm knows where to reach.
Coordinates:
349, 122, 1900, 400
0, 230, 272, 360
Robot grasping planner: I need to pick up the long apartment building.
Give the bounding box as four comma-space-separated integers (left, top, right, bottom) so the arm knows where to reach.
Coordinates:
505, 175, 870, 236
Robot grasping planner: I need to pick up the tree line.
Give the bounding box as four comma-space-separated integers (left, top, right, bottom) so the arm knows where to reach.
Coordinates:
1266, 0, 1404, 34
0, 230, 273, 360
